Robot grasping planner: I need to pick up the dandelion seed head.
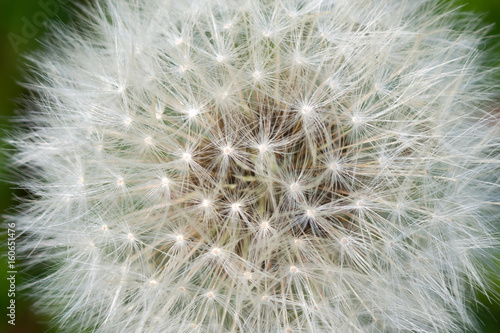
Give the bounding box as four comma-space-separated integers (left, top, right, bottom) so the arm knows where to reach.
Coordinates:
10, 0, 500, 332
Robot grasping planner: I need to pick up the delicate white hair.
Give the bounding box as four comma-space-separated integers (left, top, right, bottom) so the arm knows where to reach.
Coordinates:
9, 0, 500, 332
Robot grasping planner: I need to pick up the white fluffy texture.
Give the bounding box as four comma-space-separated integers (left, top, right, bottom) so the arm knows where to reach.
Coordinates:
11, 0, 500, 332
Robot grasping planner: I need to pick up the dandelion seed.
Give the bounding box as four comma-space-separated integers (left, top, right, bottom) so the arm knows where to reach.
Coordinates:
301, 105, 313, 115
186, 108, 199, 119
231, 202, 242, 212
329, 79, 343, 90
216, 55, 225, 63
289, 183, 299, 192
260, 221, 270, 230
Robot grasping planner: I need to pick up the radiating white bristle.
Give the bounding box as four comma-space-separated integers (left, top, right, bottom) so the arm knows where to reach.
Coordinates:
8, 0, 500, 332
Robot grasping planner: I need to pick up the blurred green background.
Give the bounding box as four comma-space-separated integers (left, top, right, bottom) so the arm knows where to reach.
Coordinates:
0, 1, 499, 332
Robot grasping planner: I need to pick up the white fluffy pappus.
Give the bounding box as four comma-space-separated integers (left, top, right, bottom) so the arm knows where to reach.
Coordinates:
8, 0, 500, 332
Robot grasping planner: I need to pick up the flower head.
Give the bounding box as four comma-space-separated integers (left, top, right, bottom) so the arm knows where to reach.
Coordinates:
10, 0, 500, 332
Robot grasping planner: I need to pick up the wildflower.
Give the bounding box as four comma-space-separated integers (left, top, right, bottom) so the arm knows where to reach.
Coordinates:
9, 0, 499, 332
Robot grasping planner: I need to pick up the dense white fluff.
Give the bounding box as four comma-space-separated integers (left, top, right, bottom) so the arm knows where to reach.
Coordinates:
9, 0, 500, 332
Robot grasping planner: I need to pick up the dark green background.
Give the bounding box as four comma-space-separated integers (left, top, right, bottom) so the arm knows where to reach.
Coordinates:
0, 1, 499, 332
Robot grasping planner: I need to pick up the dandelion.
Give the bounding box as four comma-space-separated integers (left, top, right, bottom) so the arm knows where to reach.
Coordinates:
8, 0, 500, 332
